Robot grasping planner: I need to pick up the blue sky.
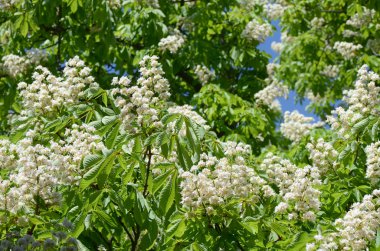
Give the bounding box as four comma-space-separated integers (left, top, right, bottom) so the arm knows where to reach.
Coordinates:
257, 21, 319, 120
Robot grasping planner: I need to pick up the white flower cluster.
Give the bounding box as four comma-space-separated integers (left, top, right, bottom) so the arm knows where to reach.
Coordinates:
2, 55, 28, 77
365, 142, 380, 184
221, 141, 252, 159
1, 50, 46, 77
266, 63, 278, 76
180, 153, 270, 215
307, 190, 380, 251
306, 91, 324, 104
306, 138, 338, 174
0, 0, 20, 9
17, 56, 97, 117
346, 7, 376, 29
0, 124, 104, 217
254, 78, 288, 111
242, 19, 272, 43
310, 17, 325, 29
158, 31, 185, 54
320, 65, 339, 78
194, 65, 215, 85
333, 42, 362, 60
265, 3, 287, 20
111, 55, 170, 130
260, 153, 297, 194
342, 29, 360, 38
271, 41, 283, 53
280, 111, 324, 143
138, 0, 159, 8
327, 65, 380, 138
107, 0, 121, 9
260, 153, 321, 221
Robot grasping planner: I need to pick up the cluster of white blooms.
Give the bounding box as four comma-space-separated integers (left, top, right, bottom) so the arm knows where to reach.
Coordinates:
194, 65, 215, 85
306, 91, 324, 104
180, 153, 270, 214
1, 50, 46, 77
221, 141, 251, 159
270, 31, 292, 53
107, 0, 121, 9
280, 111, 324, 142
167, 104, 210, 136
260, 153, 297, 195
307, 190, 380, 251
242, 19, 272, 43
26, 49, 47, 64
327, 65, 380, 138
266, 63, 278, 76
111, 55, 170, 130
271, 41, 283, 53
260, 153, 321, 221
310, 17, 325, 29
365, 142, 380, 184
306, 138, 338, 174
0, 124, 104, 217
342, 29, 360, 37
17, 56, 97, 117
2, 54, 29, 77
346, 7, 376, 29
254, 78, 288, 111
158, 31, 185, 54
320, 65, 339, 78
283, 165, 321, 221
333, 42, 362, 60
0, 0, 20, 9
265, 3, 287, 20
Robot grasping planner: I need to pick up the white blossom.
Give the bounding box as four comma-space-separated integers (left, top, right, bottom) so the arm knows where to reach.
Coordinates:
158, 31, 185, 54
0, 124, 104, 217
280, 111, 324, 143
112, 55, 170, 130
365, 142, 380, 184
309, 190, 380, 251
180, 153, 269, 214
265, 3, 287, 20
255, 78, 288, 111
271, 41, 283, 53
333, 41, 363, 60
346, 7, 376, 29
1, 50, 46, 77
306, 138, 338, 174
18, 56, 97, 117
327, 65, 380, 138
310, 17, 325, 29
320, 65, 339, 78
242, 19, 272, 43
194, 65, 215, 85
260, 153, 321, 221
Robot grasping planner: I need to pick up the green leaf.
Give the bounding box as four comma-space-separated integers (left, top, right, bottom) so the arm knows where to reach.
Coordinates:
94, 210, 118, 228
80, 153, 116, 190
83, 154, 103, 169
105, 123, 120, 149
352, 118, 370, 133
162, 113, 180, 125
20, 19, 28, 37
159, 177, 175, 214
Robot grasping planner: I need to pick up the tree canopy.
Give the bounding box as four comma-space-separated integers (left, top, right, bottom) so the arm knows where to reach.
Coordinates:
0, 0, 380, 250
